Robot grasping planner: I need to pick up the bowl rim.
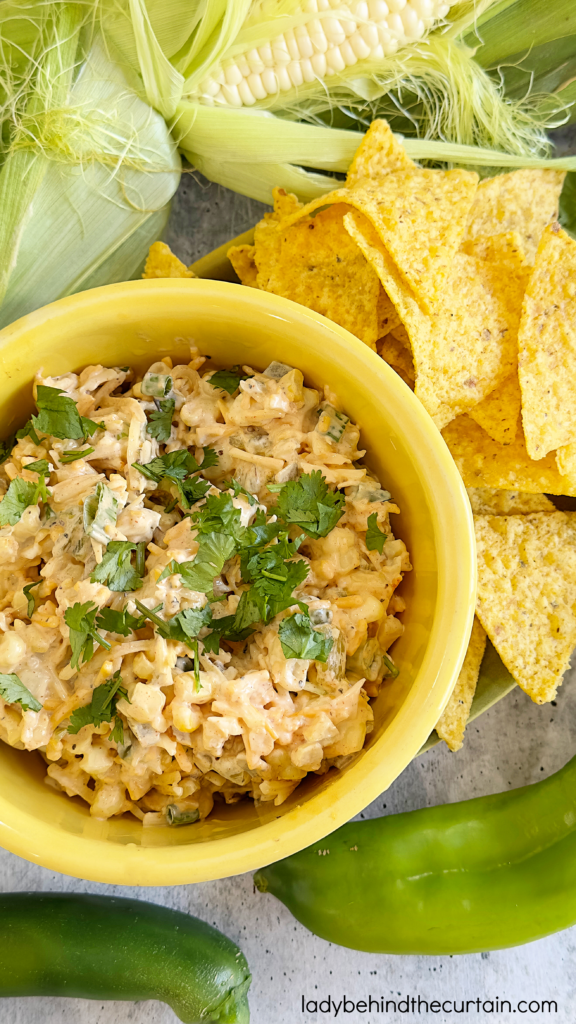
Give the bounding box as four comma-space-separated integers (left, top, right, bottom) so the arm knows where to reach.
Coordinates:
0, 278, 476, 884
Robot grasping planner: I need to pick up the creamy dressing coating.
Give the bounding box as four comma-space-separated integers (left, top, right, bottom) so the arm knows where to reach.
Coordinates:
0, 349, 410, 824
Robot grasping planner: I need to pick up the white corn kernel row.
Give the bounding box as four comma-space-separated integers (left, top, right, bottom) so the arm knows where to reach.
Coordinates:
196, 0, 454, 107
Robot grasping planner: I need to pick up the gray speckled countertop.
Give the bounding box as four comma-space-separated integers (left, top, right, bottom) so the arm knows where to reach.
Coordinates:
2, 160, 576, 1024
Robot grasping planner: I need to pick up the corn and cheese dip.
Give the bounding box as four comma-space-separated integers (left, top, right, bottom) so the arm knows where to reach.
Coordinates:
0, 349, 410, 825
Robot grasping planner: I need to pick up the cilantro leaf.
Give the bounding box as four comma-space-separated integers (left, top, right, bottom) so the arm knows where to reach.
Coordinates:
64, 601, 112, 669
32, 386, 84, 440
83, 483, 119, 545
272, 471, 345, 538
0, 435, 14, 463
90, 541, 145, 592
146, 399, 175, 443
60, 447, 95, 463
208, 368, 247, 395
23, 579, 41, 617
135, 448, 205, 484
96, 606, 148, 636
134, 600, 212, 652
278, 613, 334, 662
198, 446, 219, 469
81, 417, 105, 437
0, 478, 39, 526
160, 532, 236, 593
242, 535, 309, 620
68, 670, 129, 741
222, 478, 257, 505
190, 492, 243, 538
365, 513, 387, 554
178, 475, 211, 509
0, 672, 42, 712
16, 420, 40, 445
24, 459, 49, 476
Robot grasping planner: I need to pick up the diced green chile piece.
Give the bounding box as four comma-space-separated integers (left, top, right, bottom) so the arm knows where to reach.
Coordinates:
167, 804, 201, 825
263, 361, 293, 379
0, 893, 251, 1023
141, 372, 173, 398
254, 754, 576, 955
316, 403, 349, 442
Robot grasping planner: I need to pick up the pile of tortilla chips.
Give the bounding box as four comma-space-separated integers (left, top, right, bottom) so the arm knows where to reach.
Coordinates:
144, 120, 576, 754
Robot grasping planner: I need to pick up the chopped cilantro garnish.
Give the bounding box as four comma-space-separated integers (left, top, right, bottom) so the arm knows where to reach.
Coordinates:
365, 513, 388, 554
23, 579, 41, 617
64, 601, 112, 669
31, 386, 102, 441
23, 458, 50, 476
0, 436, 14, 463
146, 398, 175, 443
271, 470, 345, 538
278, 612, 334, 662
222, 478, 257, 506
0, 672, 42, 712
241, 533, 309, 621
15, 420, 40, 445
60, 447, 95, 463
68, 670, 129, 742
189, 492, 243, 539
134, 447, 217, 509
95, 606, 148, 637
83, 483, 119, 545
133, 601, 212, 667
208, 367, 247, 395
0, 478, 40, 526
90, 541, 145, 592
159, 532, 236, 594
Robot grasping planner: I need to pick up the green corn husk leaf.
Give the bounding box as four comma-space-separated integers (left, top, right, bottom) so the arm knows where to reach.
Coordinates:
183, 147, 339, 205
0, 37, 180, 328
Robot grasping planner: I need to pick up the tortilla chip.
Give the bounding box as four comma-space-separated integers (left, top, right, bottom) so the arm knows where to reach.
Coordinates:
442, 415, 576, 496
460, 231, 527, 268
436, 616, 486, 751
142, 241, 196, 279
467, 487, 555, 515
377, 287, 401, 336
254, 203, 380, 348
518, 223, 576, 460
272, 186, 303, 222
468, 373, 522, 446
474, 511, 576, 703
345, 168, 479, 312
346, 119, 415, 187
556, 442, 576, 488
345, 210, 522, 428
463, 169, 565, 264
228, 244, 259, 287
377, 333, 415, 388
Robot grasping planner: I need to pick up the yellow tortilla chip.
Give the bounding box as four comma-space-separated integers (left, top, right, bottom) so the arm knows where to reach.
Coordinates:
377, 287, 401, 336
377, 333, 415, 388
436, 616, 486, 751
142, 241, 196, 279
228, 244, 258, 287
518, 223, 576, 460
345, 210, 522, 428
556, 442, 576, 488
474, 511, 576, 703
442, 415, 576, 496
272, 186, 303, 222
460, 231, 527, 268
464, 169, 565, 264
254, 203, 380, 348
345, 168, 479, 312
468, 373, 522, 446
346, 119, 415, 187
467, 487, 555, 515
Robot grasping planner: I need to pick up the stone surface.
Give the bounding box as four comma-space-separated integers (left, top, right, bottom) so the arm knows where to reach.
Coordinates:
3, 157, 576, 1024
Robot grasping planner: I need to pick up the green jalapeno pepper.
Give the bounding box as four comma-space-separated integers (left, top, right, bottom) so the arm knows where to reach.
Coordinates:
0, 893, 250, 1023
255, 755, 576, 954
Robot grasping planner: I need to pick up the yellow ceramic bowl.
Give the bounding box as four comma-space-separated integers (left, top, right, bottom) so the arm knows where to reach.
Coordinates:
0, 279, 475, 885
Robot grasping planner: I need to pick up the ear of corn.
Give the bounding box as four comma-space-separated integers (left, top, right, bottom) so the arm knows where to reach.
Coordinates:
0, 26, 180, 328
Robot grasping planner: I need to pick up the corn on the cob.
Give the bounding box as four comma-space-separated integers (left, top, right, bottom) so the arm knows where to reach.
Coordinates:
196, 0, 454, 107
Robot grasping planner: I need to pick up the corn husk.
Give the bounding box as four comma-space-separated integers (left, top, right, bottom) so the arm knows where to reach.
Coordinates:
0, 3, 180, 326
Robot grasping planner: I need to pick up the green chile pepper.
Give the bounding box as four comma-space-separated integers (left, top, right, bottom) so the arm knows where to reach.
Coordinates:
0, 893, 250, 1023
255, 755, 576, 954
